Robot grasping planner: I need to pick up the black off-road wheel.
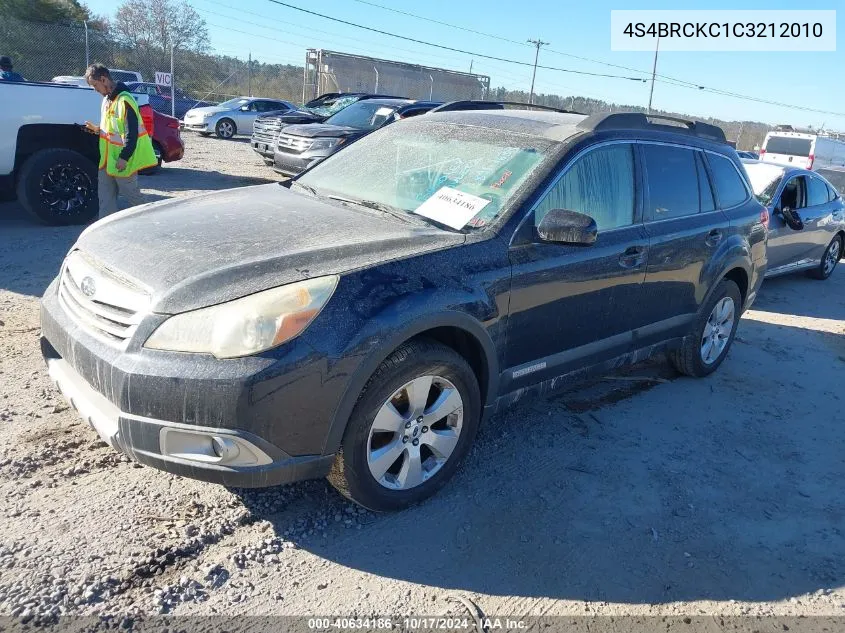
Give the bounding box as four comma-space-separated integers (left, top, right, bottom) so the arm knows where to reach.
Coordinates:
328, 339, 481, 512
16, 148, 98, 225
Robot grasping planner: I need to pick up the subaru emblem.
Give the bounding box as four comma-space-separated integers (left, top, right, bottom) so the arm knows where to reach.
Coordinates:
80, 276, 96, 298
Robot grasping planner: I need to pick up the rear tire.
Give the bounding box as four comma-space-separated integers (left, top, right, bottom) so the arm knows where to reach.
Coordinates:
808, 235, 842, 280
670, 279, 742, 378
16, 148, 98, 225
327, 339, 481, 512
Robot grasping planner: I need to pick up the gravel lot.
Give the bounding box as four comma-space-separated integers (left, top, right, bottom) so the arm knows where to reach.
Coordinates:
1, 133, 845, 626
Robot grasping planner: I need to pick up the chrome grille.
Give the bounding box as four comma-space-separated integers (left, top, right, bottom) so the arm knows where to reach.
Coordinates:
252, 117, 283, 144
58, 251, 150, 346
277, 133, 312, 154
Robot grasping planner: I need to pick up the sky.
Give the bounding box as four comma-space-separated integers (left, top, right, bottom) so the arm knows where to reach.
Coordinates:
81, 0, 844, 128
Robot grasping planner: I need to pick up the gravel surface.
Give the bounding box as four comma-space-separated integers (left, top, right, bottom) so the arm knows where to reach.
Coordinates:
1, 133, 845, 625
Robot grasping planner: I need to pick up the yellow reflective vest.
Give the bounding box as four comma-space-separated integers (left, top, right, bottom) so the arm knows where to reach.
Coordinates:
98, 91, 158, 177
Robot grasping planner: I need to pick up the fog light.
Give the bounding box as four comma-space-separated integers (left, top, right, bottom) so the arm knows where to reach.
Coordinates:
211, 436, 240, 462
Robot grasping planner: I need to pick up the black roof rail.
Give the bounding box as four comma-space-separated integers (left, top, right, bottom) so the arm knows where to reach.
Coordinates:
576, 112, 727, 143
430, 100, 585, 114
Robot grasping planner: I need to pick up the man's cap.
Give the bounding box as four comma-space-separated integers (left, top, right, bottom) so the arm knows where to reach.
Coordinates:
0, 56, 12, 67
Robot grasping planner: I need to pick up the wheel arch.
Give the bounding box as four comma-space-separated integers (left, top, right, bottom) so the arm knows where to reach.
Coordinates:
15, 124, 98, 179
321, 311, 499, 456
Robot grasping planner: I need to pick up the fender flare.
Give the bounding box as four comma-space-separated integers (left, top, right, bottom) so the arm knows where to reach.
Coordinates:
321, 310, 500, 456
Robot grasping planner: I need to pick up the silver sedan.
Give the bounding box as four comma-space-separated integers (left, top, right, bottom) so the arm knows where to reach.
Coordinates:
743, 159, 845, 280
182, 97, 296, 139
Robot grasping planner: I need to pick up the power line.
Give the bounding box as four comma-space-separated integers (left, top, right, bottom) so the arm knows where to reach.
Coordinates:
346, 0, 845, 118
262, 0, 648, 82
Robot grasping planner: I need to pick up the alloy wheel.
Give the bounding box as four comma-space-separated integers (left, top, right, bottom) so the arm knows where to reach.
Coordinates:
700, 296, 735, 365
824, 239, 841, 276
39, 162, 92, 217
218, 121, 234, 138
366, 375, 464, 491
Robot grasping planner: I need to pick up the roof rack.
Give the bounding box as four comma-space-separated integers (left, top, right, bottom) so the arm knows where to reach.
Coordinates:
430, 100, 585, 114
576, 112, 726, 143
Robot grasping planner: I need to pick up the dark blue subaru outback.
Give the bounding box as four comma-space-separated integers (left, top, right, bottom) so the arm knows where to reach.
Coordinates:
40, 106, 767, 511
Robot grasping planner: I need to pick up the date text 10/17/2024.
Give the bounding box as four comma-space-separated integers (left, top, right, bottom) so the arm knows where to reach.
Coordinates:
307, 617, 528, 630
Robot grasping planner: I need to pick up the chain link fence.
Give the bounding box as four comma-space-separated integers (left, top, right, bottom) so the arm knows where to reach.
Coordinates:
1, 16, 302, 109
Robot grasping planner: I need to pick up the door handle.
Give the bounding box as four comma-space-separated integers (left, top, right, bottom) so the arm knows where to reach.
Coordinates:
618, 246, 646, 268
705, 229, 723, 247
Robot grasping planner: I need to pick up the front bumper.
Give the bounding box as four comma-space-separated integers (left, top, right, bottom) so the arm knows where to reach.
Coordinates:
181, 120, 211, 133
39, 279, 338, 487
273, 150, 327, 177
251, 136, 277, 160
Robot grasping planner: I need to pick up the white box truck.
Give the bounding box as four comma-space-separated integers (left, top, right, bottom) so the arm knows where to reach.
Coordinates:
760, 130, 845, 171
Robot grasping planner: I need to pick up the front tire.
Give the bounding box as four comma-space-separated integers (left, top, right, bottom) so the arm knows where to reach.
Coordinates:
215, 118, 236, 139
670, 279, 742, 378
808, 235, 842, 280
327, 339, 481, 511
16, 148, 98, 225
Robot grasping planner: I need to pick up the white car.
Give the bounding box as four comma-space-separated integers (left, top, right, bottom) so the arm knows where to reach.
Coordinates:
182, 97, 296, 139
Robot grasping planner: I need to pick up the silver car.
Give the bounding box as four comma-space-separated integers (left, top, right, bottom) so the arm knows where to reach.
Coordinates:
182, 97, 296, 139
743, 159, 845, 280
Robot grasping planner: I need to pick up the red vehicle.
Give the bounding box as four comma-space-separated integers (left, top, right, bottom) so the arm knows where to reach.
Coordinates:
138, 104, 184, 173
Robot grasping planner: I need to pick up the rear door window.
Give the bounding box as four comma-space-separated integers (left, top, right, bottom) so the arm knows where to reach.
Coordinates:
535, 143, 636, 231
642, 144, 699, 220
765, 136, 812, 157
707, 154, 749, 209
807, 176, 830, 207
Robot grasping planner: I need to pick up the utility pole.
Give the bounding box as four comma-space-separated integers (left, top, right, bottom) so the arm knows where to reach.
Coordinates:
647, 36, 659, 114
248, 51, 252, 97
527, 38, 548, 105
169, 34, 175, 118
83, 20, 89, 68
469, 59, 473, 74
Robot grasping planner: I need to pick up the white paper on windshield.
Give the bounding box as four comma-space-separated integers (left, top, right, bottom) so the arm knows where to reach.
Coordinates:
413, 187, 491, 230
375, 107, 394, 116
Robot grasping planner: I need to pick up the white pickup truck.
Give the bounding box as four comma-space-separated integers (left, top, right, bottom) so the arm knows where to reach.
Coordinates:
0, 81, 151, 225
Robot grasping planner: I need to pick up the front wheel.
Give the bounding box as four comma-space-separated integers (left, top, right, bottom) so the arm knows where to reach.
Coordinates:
215, 118, 236, 139
669, 279, 742, 378
327, 339, 481, 511
808, 235, 842, 280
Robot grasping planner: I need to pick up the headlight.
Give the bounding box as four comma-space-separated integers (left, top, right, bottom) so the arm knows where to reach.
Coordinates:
202, 112, 214, 120
144, 276, 338, 358
309, 137, 345, 151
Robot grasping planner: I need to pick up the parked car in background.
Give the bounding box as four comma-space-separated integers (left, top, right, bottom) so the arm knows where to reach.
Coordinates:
273, 98, 441, 176
142, 109, 184, 174
760, 130, 845, 171
40, 107, 766, 511
743, 159, 844, 279
252, 92, 402, 165
125, 82, 214, 119
736, 150, 758, 159
182, 97, 297, 139
52, 69, 143, 87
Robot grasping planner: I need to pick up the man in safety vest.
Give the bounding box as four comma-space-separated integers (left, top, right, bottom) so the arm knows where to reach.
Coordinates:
83, 64, 157, 218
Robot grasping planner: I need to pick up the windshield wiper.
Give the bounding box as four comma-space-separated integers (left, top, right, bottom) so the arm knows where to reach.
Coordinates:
291, 181, 318, 197
327, 195, 426, 227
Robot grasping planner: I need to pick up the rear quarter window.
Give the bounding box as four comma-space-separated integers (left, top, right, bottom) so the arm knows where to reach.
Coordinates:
707, 154, 749, 209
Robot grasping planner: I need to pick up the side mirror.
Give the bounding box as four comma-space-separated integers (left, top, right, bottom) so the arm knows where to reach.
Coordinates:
240, 105, 250, 111
537, 208, 597, 245
781, 206, 804, 230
